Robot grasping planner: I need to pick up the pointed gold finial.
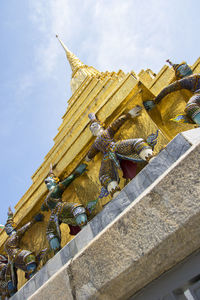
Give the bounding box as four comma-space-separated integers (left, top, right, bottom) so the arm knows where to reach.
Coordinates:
56, 35, 103, 94
56, 35, 85, 73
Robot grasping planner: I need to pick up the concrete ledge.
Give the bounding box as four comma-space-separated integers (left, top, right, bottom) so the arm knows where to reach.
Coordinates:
10, 128, 200, 299
29, 262, 73, 300
181, 127, 200, 145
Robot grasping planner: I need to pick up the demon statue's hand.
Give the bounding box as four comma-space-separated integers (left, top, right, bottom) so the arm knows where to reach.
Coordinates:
41, 203, 49, 212
128, 105, 142, 118
49, 237, 61, 253
85, 155, 91, 162
143, 100, 155, 111
33, 213, 44, 222
74, 163, 88, 176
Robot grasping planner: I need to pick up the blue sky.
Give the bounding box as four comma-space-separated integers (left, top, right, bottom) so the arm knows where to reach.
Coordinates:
0, 0, 199, 224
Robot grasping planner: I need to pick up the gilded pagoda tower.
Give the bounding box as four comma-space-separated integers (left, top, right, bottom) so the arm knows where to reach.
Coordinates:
1, 37, 200, 298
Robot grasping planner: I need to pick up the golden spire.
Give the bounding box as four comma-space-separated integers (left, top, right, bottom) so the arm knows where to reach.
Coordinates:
56, 35, 85, 74
56, 35, 102, 94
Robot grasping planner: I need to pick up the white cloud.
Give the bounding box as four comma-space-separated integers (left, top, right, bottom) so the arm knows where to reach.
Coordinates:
16, 74, 34, 96
29, 0, 74, 78
27, 0, 178, 81
88, 0, 173, 73
23, 0, 200, 94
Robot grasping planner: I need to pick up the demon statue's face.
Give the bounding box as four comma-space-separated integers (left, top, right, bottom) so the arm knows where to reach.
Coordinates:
90, 122, 103, 136
176, 63, 193, 79
5, 222, 16, 236
44, 175, 59, 191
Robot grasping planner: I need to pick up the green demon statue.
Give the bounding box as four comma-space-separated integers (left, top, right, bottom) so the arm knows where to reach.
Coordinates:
85, 106, 155, 199
4, 207, 44, 280
41, 163, 88, 254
